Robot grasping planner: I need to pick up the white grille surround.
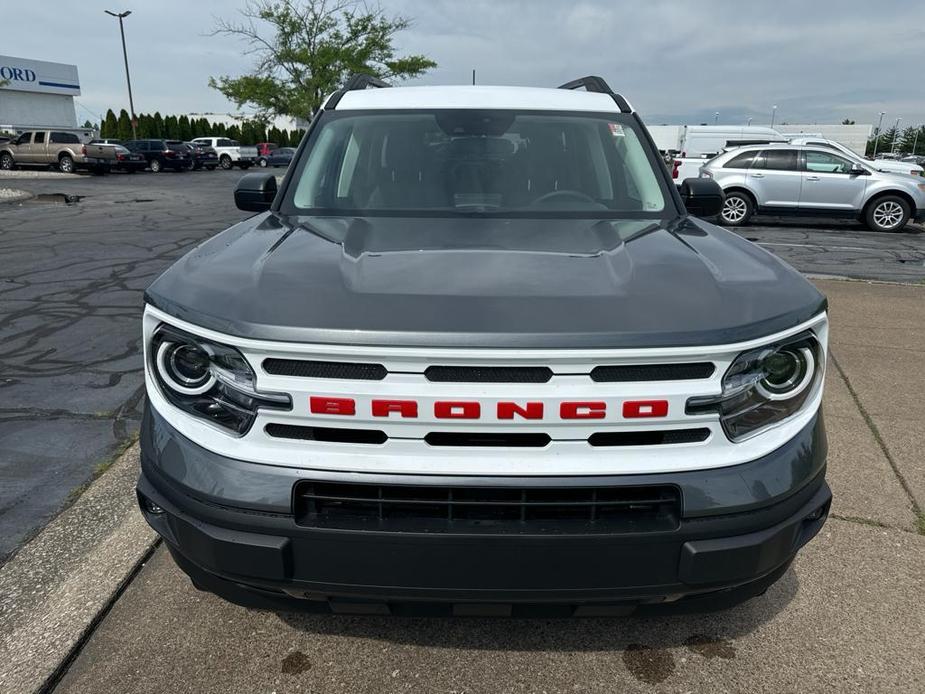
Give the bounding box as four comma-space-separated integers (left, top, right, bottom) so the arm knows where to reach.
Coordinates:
143, 305, 828, 477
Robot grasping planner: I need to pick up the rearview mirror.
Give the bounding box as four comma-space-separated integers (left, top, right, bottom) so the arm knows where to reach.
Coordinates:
679, 178, 724, 218
849, 164, 869, 176
234, 173, 277, 212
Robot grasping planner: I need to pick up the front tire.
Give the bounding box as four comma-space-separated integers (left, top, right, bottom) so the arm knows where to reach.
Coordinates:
58, 155, 75, 174
0, 153, 15, 170
720, 191, 754, 226
258, 157, 268, 168
219, 155, 232, 170
150, 158, 162, 173
866, 196, 910, 232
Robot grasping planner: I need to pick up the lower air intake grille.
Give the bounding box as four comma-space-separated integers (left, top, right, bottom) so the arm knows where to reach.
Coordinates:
293, 481, 681, 534
265, 424, 386, 445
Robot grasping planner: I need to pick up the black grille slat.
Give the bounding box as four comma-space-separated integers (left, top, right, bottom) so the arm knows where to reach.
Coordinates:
263, 359, 387, 380
425, 432, 551, 447
425, 366, 553, 383
265, 424, 387, 445
590, 362, 715, 382
588, 428, 710, 447
294, 481, 680, 534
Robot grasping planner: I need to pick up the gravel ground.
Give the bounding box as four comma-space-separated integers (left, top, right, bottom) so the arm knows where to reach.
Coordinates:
0, 170, 89, 179
0, 188, 31, 202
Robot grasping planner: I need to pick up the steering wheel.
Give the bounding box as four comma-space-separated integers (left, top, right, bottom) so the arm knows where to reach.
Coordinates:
532, 189, 597, 205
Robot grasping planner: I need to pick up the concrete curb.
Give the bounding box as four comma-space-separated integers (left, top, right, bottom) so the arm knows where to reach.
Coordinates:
0, 444, 156, 694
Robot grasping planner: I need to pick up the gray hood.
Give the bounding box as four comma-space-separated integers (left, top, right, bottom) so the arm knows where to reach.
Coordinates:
144, 213, 826, 348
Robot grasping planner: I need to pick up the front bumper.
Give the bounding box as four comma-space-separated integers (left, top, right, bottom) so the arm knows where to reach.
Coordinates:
138, 404, 830, 615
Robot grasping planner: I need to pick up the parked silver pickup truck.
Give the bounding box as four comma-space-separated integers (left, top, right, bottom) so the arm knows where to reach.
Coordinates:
0, 130, 114, 174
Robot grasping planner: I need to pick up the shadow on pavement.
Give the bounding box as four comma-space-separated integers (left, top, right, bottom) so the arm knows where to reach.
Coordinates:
274, 566, 798, 654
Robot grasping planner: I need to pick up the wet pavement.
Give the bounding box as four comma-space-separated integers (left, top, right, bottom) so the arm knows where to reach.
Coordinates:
0, 170, 249, 561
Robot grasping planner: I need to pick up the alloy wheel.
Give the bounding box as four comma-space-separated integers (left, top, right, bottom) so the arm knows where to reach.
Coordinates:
722, 196, 748, 224
872, 201, 904, 230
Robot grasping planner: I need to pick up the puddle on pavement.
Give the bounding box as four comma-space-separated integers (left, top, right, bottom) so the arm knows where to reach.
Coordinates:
25, 193, 84, 205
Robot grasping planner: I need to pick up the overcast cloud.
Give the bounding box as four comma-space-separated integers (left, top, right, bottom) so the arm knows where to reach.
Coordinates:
3, 0, 924, 127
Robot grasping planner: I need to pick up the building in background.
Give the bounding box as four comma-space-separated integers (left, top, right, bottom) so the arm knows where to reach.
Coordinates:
0, 55, 81, 132
645, 123, 872, 156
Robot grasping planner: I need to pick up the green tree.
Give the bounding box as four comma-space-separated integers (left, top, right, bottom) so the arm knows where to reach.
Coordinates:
152, 112, 165, 138
117, 109, 132, 140
102, 109, 119, 138
178, 115, 192, 141
841, 118, 855, 125
208, 0, 436, 119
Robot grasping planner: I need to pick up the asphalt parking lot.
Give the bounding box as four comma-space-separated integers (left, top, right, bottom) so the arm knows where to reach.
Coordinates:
2, 171, 925, 693
1, 170, 924, 561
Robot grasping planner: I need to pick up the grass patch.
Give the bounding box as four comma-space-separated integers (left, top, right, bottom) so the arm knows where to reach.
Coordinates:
65, 433, 139, 506
917, 513, 925, 536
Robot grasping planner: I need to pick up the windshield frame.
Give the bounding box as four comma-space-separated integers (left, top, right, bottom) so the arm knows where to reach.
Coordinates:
277, 108, 682, 220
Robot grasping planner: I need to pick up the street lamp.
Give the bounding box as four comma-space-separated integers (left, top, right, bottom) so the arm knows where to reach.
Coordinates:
713, 112, 719, 125
746, 117, 753, 126
770, 105, 778, 128
872, 111, 886, 158
891, 117, 902, 154
105, 10, 137, 140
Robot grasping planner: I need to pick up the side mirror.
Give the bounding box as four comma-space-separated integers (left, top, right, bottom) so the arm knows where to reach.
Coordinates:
679, 178, 724, 218
234, 173, 277, 212
849, 164, 869, 176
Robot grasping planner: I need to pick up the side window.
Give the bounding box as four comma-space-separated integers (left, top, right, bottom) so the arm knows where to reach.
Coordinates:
50, 132, 79, 144
16, 132, 32, 145
33, 132, 46, 144
755, 149, 799, 171
723, 151, 756, 169
804, 151, 853, 174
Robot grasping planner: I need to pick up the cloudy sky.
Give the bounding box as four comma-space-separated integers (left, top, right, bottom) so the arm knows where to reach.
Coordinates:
3, 0, 923, 128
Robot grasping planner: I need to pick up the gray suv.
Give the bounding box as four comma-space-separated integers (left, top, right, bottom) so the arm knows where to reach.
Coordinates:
702, 144, 925, 231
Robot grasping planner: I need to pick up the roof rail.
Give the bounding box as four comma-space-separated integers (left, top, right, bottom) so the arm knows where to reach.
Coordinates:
558, 75, 631, 113
325, 73, 391, 110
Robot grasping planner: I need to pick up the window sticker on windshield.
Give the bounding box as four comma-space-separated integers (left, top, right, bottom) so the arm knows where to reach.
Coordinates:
608, 123, 625, 137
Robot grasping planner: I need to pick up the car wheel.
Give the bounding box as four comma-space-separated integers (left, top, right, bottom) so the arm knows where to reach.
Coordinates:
0, 153, 15, 170
866, 196, 910, 232
720, 191, 753, 226
258, 157, 268, 167
220, 155, 232, 170
150, 158, 162, 173
58, 155, 75, 174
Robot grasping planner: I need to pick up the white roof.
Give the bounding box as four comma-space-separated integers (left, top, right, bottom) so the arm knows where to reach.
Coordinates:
329, 85, 630, 113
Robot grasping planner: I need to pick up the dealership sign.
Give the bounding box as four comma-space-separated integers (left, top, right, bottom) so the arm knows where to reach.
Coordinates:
0, 55, 80, 96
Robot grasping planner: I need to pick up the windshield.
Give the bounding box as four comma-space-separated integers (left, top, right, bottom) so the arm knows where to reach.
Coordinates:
284, 110, 670, 217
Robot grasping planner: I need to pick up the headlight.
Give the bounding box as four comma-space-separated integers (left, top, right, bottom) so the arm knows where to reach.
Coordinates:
150, 325, 290, 434
687, 332, 823, 441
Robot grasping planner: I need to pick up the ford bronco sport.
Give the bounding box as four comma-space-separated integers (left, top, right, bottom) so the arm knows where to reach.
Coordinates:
138, 75, 831, 616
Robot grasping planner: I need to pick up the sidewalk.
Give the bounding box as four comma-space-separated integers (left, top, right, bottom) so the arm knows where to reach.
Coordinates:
3, 278, 924, 694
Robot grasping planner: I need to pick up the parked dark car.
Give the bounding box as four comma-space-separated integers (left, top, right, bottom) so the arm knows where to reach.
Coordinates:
186, 142, 218, 171
123, 139, 191, 173
263, 146, 295, 168
111, 144, 147, 173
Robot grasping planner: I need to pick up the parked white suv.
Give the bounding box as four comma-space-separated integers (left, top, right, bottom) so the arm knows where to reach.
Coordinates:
190, 137, 258, 170
702, 144, 925, 232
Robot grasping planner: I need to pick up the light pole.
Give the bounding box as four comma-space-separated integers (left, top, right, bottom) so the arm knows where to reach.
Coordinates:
105, 10, 137, 140
872, 111, 885, 158
914, 127, 920, 157
713, 112, 719, 125
746, 117, 753, 126
891, 117, 902, 154
770, 105, 778, 129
